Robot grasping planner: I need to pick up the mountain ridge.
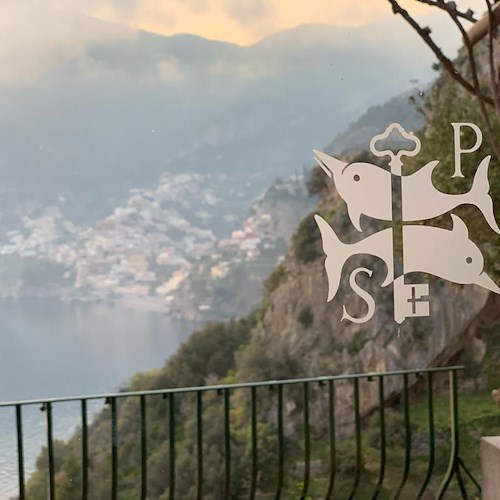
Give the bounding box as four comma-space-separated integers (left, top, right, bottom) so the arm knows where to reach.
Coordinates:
0, 10, 438, 227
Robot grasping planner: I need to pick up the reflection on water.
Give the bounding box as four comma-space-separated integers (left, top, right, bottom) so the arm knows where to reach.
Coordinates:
0, 299, 198, 498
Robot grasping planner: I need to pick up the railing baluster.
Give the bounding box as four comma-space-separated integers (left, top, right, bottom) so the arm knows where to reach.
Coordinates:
393, 373, 411, 499
347, 378, 361, 500
417, 372, 434, 499
168, 393, 176, 500
197, 391, 203, 500
110, 397, 118, 500
436, 370, 460, 499
140, 395, 147, 500
249, 386, 257, 500
275, 384, 284, 500
371, 376, 386, 500
109, 398, 118, 500
15, 405, 25, 500
43, 402, 56, 500
224, 388, 231, 500
81, 399, 89, 500
300, 382, 310, 498
325, 380, 336, 500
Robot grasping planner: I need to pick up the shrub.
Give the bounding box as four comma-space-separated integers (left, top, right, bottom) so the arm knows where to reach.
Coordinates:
346, 329, 368, 357
306, 165, 328, 196
264, 264, 286, 294
297, 305, 313, 328
292, 214, 321, 263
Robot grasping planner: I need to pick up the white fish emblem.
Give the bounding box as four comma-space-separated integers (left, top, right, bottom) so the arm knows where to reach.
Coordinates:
314, 150, 500, 234
314, 213, 500, 302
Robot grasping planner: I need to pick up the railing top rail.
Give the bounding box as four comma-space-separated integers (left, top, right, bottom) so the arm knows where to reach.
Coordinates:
0, 365, 464, 408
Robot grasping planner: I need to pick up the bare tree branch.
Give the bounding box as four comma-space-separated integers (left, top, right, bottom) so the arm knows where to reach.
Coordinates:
445, 4, 500, 158
486, 0, 500, 121
415, 0, 478, 23
388, 0, 494, 106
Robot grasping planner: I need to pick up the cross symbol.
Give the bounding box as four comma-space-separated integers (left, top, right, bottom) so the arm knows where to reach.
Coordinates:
407, 285, 429, 315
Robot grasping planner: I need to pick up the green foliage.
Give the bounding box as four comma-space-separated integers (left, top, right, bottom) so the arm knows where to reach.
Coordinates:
292, 213, 321, 263
410, 318, 427, 346
297, 305, 314, 328
306, 165, 328, 196
264, 264, 286, 294
157, 316, 256, 389
236, 340, 303, 382
406, 81, 500, 280
478, 323, 500, 391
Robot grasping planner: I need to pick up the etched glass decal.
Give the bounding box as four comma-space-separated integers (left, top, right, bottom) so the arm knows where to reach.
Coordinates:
314, 123, 500, 324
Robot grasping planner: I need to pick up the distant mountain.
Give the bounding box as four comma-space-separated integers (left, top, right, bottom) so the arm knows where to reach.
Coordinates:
325, 88, 426, 157
0, 10, 439, 225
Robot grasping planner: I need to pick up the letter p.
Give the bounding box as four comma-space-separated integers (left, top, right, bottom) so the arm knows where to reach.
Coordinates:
452, 122, 483, 178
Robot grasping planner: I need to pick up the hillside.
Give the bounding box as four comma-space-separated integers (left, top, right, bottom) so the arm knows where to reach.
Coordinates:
325, 88, 426, 157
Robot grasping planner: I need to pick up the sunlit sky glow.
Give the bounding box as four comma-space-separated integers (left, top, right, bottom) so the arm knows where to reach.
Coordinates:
0, 0, 487, 85
47, 0, 486, 45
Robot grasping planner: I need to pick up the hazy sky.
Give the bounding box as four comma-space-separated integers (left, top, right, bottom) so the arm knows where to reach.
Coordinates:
0, 0, 487, 85
31, 0, 487, 45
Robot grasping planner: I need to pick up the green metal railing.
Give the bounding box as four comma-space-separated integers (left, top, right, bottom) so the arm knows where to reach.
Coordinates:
0, 366, 481, 499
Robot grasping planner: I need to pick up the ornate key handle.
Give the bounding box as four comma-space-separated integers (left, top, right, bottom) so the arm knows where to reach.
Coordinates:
369, 123, 421, 175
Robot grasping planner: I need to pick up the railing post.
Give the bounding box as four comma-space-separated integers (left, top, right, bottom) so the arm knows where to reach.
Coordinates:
196, 391, 204, 500
348, 377, 361, 500
110, 397, 118, 500
436, 370, 460, 499
275, 384, 284, 500
42, 402, 55, 500
417, 372, 434, 498
394, 373, 411, 499
140, 395, 147, 500
370, 376, 386, 500
300, 382, 311, 498
168, 393, 176, 500
325, 380, 336, 500
81, 399, 89, 500
249, 386, 257, 500
15, 405, 25, 500
223, 388, 231, 500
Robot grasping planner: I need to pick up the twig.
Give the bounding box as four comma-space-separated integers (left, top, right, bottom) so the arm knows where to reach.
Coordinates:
415, 0, 477, 23
388, 0, 494, 106
447, 6, 500, 158
486, 0, 500, 123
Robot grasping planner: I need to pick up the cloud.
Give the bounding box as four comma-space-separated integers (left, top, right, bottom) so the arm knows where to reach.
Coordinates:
0, 1, 137, 84
83, 0, 487, 45
0, 0, 487, 85
156, 58, 185, 83
223, 0, 274, 25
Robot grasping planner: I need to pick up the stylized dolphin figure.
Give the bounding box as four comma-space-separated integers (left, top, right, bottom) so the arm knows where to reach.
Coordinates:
314, 150, 500, 234
314, 214, 500, 301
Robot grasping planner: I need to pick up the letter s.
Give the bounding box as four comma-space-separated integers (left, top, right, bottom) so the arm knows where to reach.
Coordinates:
341, 267, 376, 324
